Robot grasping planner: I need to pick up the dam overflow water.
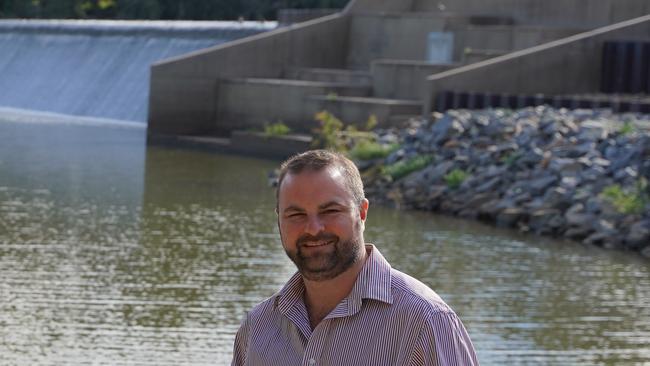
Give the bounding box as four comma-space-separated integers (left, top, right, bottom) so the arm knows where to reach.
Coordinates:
0, 112, 649, 365
0, 19, 276, 122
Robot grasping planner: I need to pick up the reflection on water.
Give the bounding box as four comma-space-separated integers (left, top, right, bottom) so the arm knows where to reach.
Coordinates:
0, 114, 649, 365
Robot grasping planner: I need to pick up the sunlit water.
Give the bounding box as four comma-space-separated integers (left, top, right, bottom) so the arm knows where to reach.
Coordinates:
1, 111, 649, 365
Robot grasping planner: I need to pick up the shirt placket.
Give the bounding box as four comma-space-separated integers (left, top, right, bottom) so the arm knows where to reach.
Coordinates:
301, 319, 330, 366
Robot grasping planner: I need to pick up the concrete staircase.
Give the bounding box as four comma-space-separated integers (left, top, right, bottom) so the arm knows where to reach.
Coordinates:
148, 0, 650, 138
217, 65, 425, 133
214, 10, 592, 134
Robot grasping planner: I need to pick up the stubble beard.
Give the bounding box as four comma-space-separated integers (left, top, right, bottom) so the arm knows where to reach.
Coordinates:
284, 229, 363, 282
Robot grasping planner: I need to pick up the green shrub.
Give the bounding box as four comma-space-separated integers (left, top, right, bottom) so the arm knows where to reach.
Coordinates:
619, 121, 636, 136
382, 155, 433, 181
349, 140, 399, 161
263, 122, 291, 137
313, 111, 381, 153
600, 181, 647, 214
444, 169, 468, 189
313, 110, 346, 151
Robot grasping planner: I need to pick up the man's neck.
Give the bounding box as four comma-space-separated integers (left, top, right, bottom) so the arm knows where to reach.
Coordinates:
302, 246, 369, 330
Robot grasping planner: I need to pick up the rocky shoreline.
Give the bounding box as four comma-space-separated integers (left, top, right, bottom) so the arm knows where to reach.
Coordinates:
359, 106, 650, 257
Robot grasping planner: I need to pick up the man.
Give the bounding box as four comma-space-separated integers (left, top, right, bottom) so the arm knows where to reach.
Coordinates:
232, 150, 478, 365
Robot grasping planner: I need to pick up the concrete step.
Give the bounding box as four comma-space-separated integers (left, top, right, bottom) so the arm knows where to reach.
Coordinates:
306, 95, 423, 128
285, 67, 372, 85
371, 59, 459, 99
223, 77, 371, 97
217, 78, 368, 133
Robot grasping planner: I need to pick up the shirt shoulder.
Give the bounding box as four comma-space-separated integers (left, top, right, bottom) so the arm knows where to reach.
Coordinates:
242, 293, 279, 323
389, 267, 454, 317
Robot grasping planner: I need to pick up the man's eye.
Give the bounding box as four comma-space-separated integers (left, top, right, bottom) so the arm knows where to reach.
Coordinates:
322, 209, 339, 214
287, 213, 305, 218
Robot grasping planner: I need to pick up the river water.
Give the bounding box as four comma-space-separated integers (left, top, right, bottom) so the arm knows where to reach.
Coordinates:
1, 111, 649, 365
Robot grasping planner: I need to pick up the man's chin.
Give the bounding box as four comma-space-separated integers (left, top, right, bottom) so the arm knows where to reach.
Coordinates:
299, 267, 340, 282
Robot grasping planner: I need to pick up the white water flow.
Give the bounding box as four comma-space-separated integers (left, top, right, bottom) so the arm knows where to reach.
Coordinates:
0, 19, 276, 122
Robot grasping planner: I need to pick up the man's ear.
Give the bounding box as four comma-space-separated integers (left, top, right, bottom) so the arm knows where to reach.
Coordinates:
359, 199, 369, 221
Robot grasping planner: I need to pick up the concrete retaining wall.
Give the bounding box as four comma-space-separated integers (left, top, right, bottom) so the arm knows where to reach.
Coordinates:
456, 25, 585, 53
345, 0, 414, 14
371, 60, 457, 99
413, 0, 650, 28
346, 13, 454, 69
278, 8, 340, 25
148, 13, 349, 136
424, 15, 650, 114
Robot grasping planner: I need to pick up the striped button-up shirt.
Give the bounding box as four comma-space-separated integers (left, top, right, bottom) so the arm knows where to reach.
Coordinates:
232, 245, 479, 366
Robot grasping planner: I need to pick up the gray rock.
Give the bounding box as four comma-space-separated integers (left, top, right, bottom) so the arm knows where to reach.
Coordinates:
475, 177, 502, 193
496, 207, 525, 227
625, 220, 650, 248
430, 115, 465, 145
567, 141, 596, 158
565, 209, 596, 228
541, 186, 572, 210
565, 226, 593, 239
560, 176, 580, 189
528, 176, 558, 196
518, 147, 545, 166
609, 148, 636, 172
578, 120, 608, 141
580, 166, 606, 182
591, 157, 611, 168
421, 161, 455, 184
641, 245, 650, 258
584, 231, 622, 249
365, 106, 650, 256
584, 197, 603, 214
479, 199, 502, 217
614, 166, 638, 181
529, 208, 562, 234
549, 158, 582, 174
426, 185, 447, 202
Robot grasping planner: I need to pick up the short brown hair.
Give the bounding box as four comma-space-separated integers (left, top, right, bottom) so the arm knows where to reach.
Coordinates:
276, 149, 365, 206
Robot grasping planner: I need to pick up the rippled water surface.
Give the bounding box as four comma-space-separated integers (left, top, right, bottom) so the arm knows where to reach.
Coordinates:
1, 114, 649, 365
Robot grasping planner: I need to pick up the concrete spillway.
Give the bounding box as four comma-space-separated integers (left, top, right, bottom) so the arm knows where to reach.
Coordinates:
0, 19, 276, 122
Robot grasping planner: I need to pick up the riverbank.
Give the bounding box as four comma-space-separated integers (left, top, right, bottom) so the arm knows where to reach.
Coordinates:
358, 106, 650, 257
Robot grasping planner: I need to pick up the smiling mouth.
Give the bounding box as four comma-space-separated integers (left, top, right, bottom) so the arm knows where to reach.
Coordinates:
302, 240, 335, 248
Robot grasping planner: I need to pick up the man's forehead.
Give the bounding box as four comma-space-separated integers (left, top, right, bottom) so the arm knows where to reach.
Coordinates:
279, 167, 351, 204
283, 166, 343, 184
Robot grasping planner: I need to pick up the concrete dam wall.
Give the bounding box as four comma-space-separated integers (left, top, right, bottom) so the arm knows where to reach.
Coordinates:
0, 20, 276, 122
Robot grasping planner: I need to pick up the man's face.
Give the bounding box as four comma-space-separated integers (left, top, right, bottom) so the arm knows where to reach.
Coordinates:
277, 167, 368, 282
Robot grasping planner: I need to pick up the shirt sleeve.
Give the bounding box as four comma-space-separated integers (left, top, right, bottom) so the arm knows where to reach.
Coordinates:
231, 314, 250, 366
408, 310, 479, 366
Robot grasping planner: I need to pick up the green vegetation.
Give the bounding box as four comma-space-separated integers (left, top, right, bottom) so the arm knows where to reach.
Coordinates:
600, 179, 648, 214
444, 169, 468, 189
312, 110, 400, 162
263, 122, 291, 137
349, 140, 399, 161
313, 111, 383, 154
500, 151, 521, 166
0, 0, 348, 20
382, 155, 433, 181
326, 92, 338, 101
619, 121, 637, 136
313, 110, 346, 151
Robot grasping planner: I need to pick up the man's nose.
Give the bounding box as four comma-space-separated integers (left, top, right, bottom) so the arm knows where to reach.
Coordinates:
305, 215, 324, 235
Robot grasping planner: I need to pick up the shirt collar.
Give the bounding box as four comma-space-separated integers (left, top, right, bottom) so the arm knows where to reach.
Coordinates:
274, 244, 393, 316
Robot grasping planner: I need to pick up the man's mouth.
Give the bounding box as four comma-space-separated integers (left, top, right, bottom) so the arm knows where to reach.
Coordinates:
302, 239, 335, 248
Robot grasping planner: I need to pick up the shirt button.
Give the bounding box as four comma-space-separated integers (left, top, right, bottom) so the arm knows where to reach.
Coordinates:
308, 358, 316, 366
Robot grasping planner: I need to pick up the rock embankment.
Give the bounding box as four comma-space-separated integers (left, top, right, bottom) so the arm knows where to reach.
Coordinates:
361, 106, 650, 257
